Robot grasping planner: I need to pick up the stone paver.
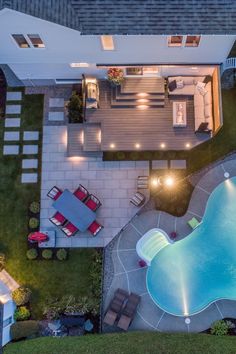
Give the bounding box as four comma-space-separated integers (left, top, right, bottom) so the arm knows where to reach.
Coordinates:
21, 173, 38, 183
23, 131, 39, 141
48, 112, 64, 121
49, 98, 64, 108
170, 159, 187, 169
6, 91, 22, 101
23, 145, 38, 155
152, 160, 168, 169
22, 159, 38, 169
5, 105, 21, 114
4, 118, 21, 128
40, 126, 150, 248
3, 145, 19, 155
4, 131, 20, 141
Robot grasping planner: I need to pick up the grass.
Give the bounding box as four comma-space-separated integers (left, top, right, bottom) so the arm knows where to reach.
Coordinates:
104, 88, 236, 174
0, 91, 100, 318
4, 332, 236, 354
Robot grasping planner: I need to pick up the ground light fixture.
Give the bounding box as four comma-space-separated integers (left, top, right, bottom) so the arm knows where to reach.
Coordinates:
185, 143, 191, 148
150, 177, 159, 187
110, 143, 115, 149
164, 176, 175, 187
160, 143, 166, 148
185, 318, 191, 325
135, 143, 141, 149
224, 172, 230, 179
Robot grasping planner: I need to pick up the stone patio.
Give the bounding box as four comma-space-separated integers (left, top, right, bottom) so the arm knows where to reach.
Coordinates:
40, 125, 150, 247
102, 155, 236, 333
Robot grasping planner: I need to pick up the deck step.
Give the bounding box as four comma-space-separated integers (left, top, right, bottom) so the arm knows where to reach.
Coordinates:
121, 77, 165, 94
111, 100, 165, 108
83, 123, 101, 152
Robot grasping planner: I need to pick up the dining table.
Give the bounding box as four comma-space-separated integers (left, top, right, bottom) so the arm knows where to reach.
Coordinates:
52, 189, 96, 232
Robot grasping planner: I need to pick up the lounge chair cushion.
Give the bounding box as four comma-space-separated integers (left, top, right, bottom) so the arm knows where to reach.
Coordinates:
188, 217, 200, 229
74, 189, 87, 201
86, 198, 98, 211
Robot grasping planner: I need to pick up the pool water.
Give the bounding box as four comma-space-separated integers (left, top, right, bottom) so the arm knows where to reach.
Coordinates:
147, 177, 236, 316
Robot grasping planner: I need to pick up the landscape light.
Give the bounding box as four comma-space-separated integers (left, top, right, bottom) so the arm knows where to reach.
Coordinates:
165, 176, 174, 187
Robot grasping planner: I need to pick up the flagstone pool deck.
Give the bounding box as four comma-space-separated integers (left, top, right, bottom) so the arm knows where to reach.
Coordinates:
102, 155, 236, 333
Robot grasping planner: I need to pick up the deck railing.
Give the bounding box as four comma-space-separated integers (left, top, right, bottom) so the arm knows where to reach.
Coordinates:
221, 57, 236, 75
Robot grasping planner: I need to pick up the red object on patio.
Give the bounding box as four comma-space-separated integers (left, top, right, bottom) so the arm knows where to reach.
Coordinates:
28, 232, 48, 243
73, 185, 89, 202
88, 220, 103, 237
49, 212, 66, 226
61, 222, 78, 237
85, 194, 101, 211
47, 186, 63, 200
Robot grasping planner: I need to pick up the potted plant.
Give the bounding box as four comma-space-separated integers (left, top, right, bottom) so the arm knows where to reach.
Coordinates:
107, 67, 124, 86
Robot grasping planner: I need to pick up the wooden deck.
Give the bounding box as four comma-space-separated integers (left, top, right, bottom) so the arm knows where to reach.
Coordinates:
85, 79, 209, 151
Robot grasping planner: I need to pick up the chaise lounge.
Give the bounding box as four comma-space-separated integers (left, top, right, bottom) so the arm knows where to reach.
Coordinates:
117, 292, 141, 331
103, 288, 129, 326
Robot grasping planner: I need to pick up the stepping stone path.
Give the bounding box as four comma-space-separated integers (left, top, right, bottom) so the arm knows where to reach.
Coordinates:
22, 159, 38, 169
23, 131, 39, 141
49, 98, 64, 108
6, 105, 21, 114
23, 145, 38, 155
4, 131, 20, 141
170, 160, 187, 169
152, 160, 168, 169
5, 118, 21, 128
21, 173, 38, 183
3, 145, 19, 155
48, 112, 64, 121
6, 92, 22, 101
3, 90, 40, 184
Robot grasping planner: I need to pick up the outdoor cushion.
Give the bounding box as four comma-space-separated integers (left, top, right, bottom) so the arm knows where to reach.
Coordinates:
88, 221, 102, 236
168, 80, 177, 92
55, 212, 65, 223
204, 104, 212, 118
74, 189, 87, 201
183, 77, 194, 85
204, 91, 212, 105
86, 198, 98, 211
176, 80, 184, 89
188, 217, 200, 229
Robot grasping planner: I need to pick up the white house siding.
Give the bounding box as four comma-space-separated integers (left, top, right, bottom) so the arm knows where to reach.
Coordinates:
2, 300, 15, 347
0, 9, 235, 81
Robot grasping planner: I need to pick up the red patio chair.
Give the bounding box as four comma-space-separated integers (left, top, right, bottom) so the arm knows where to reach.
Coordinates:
47, 186, 62, 200
61, 222, 78, 237
49, 212, 66, 226
88, 220, 103, 237
85, 194, 101, 211
73, 184, 89, 202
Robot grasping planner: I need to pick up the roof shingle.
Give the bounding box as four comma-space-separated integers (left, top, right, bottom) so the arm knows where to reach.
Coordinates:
1, 0, 236, 35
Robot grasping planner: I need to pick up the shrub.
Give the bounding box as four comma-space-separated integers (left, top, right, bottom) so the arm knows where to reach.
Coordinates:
56, 248, 67, 261
12, 287, 31, 306
10, 320, 39, 340
28, 217, 39, 229
67, 93, 83, 123
211, 320, 229, 336
116, 151, 125, 160
29, 201, 40, 214
0, 253, 6, 271
27, 248, 38, 260
42, 249, 53, 260
14, 306, 30, 321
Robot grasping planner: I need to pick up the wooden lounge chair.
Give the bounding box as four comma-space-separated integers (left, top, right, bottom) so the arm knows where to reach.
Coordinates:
187, 217, 200, 229
85, 194, 101, 211
88, 220, 103, 236
73, 184, 89, 202
49, 212, 66, 226
117, 293, 141, 331
61, 222, 78, 237
103, 288, 129, 326
47, 186, 62, 200
130, 191, 146, 207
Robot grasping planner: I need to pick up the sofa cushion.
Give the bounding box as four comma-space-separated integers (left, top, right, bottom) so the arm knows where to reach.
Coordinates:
196, 81, 206, 89
183, 77, 194, 85
168, 80, 177, 92
204, 104, 212, 118
194, 91, 204, 106
198, 86, 208, 96
204, 90, 212, 105
176, 80, 184, 89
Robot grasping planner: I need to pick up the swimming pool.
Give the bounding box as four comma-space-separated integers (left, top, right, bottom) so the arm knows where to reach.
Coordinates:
146, 177, 236, 316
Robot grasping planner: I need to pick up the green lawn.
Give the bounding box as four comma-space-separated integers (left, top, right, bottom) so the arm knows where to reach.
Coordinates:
4, 332, 236, 354
0, 91, 99, 318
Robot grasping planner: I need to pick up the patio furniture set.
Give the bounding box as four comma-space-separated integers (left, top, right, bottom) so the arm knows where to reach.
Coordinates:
103, 288, 141, 331
47, 185, 103, 237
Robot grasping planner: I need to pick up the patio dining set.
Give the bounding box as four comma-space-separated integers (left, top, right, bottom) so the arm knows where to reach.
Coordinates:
47, 184, 103, 237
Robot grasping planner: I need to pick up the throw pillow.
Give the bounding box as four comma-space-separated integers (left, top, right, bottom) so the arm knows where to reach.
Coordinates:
198, 86, 207, 96
197, 122, 209, 132
168, 80, 177, 92
203, 75, 212, 84
176, 80, 184, 89
196, 81, 206, 89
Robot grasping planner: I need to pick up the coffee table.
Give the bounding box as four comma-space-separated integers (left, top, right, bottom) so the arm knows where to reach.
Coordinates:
173, 101, 187, 127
